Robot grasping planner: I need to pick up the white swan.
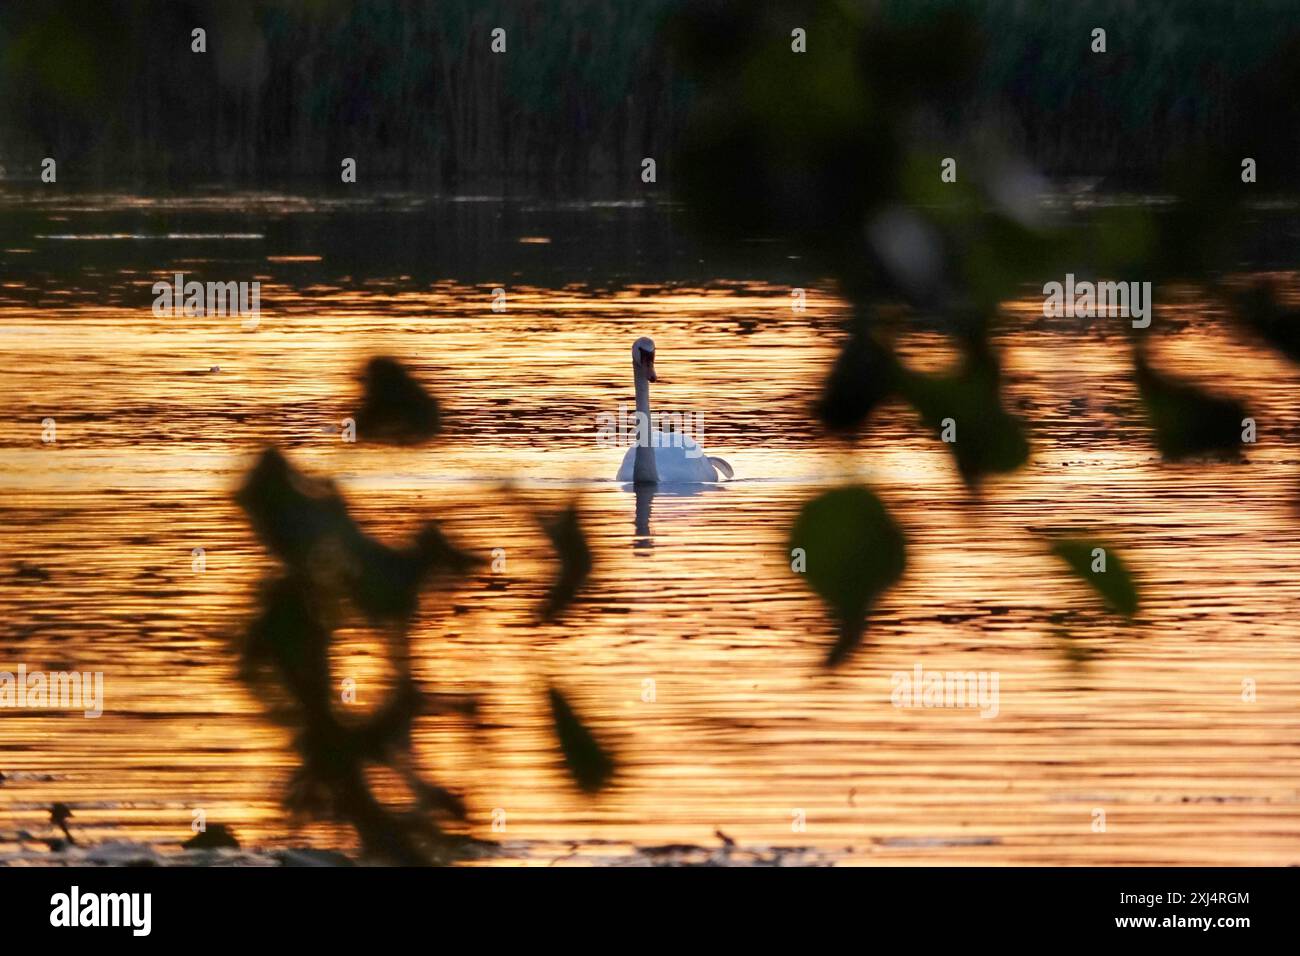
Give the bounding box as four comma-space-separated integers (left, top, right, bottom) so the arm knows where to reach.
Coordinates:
615, 337, 733, 483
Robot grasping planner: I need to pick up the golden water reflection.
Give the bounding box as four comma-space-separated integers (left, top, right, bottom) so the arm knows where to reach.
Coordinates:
1, 270, 1298, 865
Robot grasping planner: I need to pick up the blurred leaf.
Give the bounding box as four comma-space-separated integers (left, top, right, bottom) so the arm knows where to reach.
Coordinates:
236, 447, 475, 624
1231, 280, 1300, 364
816, 324, 899, 433
898, 346, 1030, 486
183, 824, 240, 850
961, 213, 1066, 313
1047, 612, 1100, 665
235, 446, 351, 569
355, 356, 441, 445
898, 151, 982, 227
408, 779, 469, 820
1091, 205, 1158, 275
547, 686, 615, 794
1135, 352, 1247, 460
1048, 537, 1140, 617
788, 486, 906, 666
236, 445, 478, 864
866, 205, 952, 307
539, 503, 593, 622
670, 1, 893, 257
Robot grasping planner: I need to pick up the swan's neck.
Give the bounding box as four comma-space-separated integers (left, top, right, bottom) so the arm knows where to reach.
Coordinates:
632, 369, 658, 484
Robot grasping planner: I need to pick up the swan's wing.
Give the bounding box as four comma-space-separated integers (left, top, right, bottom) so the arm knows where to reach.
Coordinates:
708, 456, 734, 479
615, 445, 636, 481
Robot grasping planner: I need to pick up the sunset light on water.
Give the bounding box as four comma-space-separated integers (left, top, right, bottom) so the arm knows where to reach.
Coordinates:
0, 0, 1296, 940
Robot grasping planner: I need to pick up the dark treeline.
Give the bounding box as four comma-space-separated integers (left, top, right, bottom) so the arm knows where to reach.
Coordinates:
0, 0, 684, 193
1, 0, 1298, 193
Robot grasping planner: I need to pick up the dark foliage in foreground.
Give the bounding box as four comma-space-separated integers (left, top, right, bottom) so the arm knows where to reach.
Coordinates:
355, 356, 442, 445
548, 686, 616, 794
235, 368, 613, 860
236, 446, 478, 863
668, 0, 1298, 662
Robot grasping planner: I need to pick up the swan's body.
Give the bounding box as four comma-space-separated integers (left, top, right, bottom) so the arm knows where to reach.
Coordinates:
616, 433, 732, 482
616, 336, 733, 484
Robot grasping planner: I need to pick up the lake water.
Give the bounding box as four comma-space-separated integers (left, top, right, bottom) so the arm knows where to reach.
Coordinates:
1, 193, 1298, 865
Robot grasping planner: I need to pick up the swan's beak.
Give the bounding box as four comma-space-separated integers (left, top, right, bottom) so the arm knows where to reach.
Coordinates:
641, 350, 657, 382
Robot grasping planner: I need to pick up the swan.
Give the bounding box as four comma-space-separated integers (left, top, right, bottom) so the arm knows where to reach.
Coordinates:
615, 337, 733, 483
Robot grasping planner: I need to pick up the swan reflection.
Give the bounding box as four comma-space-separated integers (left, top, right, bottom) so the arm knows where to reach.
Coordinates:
624, 481, 722, 551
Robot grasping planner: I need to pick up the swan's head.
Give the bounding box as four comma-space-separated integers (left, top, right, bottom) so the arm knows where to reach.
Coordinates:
632, 336, 656, 383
